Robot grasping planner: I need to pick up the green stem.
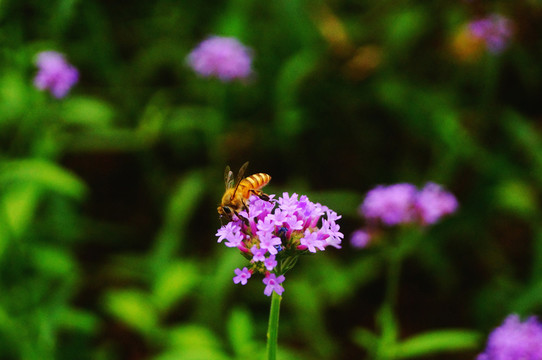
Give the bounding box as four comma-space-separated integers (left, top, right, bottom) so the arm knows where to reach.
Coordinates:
385, 250, 402, 309
266, 292, 282, 360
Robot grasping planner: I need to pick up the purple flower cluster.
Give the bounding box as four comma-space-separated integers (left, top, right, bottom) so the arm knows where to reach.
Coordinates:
468, 14, 513, 54
34, 51, 79, 98
216, 192, 343, 296
351, 182, 458, 248
477, 314, 542, 360
187, 36, 253, 82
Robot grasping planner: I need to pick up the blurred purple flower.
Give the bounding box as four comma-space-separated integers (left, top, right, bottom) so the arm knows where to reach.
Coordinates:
263, 274, 285, 296
415, 183, 458, 225
233, 267, 252, 285
34, 51, 79, 98
216, 192, 343, 296
187, 36, 253, 82
468, 14, 513, 54
360, 184, 418, 226
477, 314, 542, 360
352, 183, 458, 249
351, 229, 371, 249
359, 182, 457, 228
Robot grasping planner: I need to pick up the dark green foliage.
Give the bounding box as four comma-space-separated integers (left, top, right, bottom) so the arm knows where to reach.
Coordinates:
1, 0, 542, 359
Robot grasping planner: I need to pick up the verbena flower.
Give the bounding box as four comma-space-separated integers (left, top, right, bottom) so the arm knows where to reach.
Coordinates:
187, 36, 253, 82
468, 14, 513, 54
233, 267, 252, 285
350, 229, 371, 249
360, 184, 418, 226
216, 192, 343, 296
352, 182, 457, 247
477, 314, 542, 360
415, 182, 458, 225
34, 51, 79, 98
263, 274, 285, 297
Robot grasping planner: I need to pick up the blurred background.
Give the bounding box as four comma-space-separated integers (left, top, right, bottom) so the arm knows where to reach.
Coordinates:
1, 0, 542, 359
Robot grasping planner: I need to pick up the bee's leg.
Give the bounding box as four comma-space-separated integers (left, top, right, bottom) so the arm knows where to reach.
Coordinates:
241, 199, 249, 214
233, 207, 250, 226
234, 209, 250, 226
250, 189, 271, 202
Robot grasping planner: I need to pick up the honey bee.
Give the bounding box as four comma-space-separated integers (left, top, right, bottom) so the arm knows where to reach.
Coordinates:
217, 161, 271, 223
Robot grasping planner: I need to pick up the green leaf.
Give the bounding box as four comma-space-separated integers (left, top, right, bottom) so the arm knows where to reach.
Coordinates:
352, 327, 378, 353
60, 96, 115, 129
0, 72, 30, 121
158, 325, 230, 360
150, 170, 205, 271
385, 7, 428, 53
1, 183, 40, 238
227, 308, 255, 357
104, 290, 158, 335
58, 308, 99, 334
0, 159, 87, 200
394, 329, 481, 358
30, 245, 77, 278
168, 325, 223, 351
493, 179, 538, 217
376, 304, 398, 348
275, 50, 319, 138
152, 261, 199, 313
155, 349, 231, 360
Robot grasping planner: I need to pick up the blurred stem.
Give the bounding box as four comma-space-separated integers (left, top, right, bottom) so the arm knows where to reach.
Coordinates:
376, 244, 406, 360
266, 292, 282, 360
385, 249, 402, 309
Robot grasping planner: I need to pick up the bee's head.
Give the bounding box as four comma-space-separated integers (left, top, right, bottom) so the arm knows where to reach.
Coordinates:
217, 205, 233, 218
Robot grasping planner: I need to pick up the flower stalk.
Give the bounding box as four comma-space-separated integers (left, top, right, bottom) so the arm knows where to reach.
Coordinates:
266, 292, 282, 360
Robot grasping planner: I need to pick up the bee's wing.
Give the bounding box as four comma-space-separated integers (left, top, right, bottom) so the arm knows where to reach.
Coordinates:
231, 161, 249, 199
224, 165, 234, 189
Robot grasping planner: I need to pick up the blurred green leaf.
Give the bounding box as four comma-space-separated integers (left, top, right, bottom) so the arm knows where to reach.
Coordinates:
275, 50, 319, 138
1, 183, 40, 238
104, 290, 158, 335
155, 348, 231, 360
58, 308, 99, 334
352, 327, 378, 354
167, 324, 223, 351
492, 179, 538, 217
394, 329, 481, 358
152, 260, 199, 313
289, 280, 336, 357
375, 304, 400, 358
384, 7, 427, 53
0, 159, 87, 200
30, 245, 77, 278
51, 0, 80, 34
227, 307, 255, 358
195, 249, 245, 326
215, 0, 251, 38
151, 170, 205, 271
510, 280, 542, 315
0, 72, 30, 121
159, 325, 229, 360
501, 110, 542, 182
60, 96, 115, 129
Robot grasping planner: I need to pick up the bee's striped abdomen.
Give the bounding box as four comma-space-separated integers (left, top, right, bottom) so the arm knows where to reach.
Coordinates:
241, 173, 271, 190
